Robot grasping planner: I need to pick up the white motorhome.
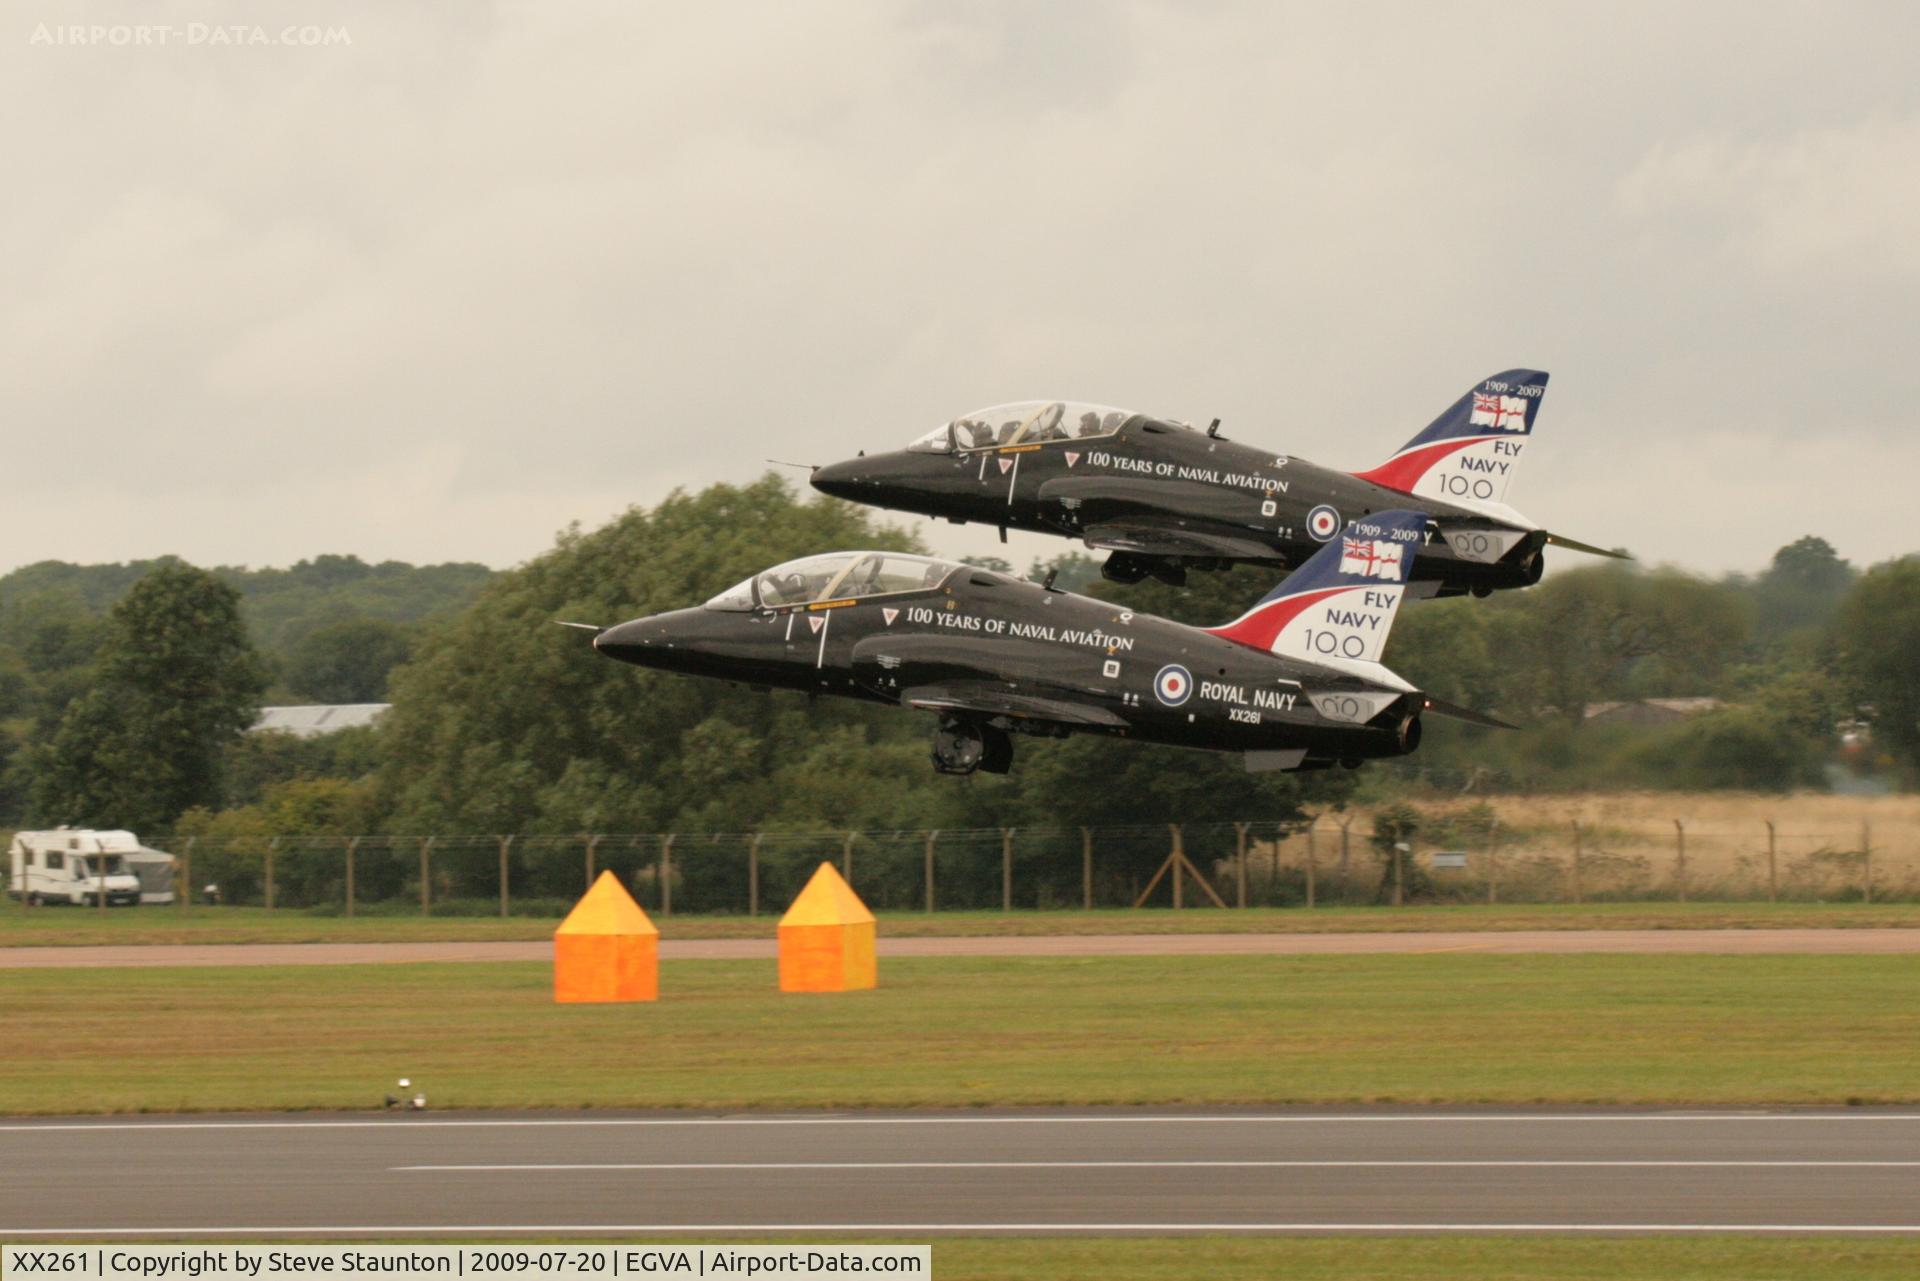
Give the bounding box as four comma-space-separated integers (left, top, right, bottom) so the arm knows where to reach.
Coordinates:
7, 829, 175, 906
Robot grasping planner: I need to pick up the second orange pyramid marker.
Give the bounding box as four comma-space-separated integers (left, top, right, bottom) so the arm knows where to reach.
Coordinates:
778, 862, 876, 993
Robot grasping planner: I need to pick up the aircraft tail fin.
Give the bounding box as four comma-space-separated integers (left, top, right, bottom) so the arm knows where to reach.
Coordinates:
1352, 369, 1546, 509
1205, 509, 1427, 667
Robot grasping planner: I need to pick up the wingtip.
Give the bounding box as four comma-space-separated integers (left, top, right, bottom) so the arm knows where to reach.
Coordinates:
1545, 532, 1634, 561
1423, 696, 1520, 731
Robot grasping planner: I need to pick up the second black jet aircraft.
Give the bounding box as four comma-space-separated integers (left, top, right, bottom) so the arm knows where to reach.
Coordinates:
809, 370, 1623, 597
591, 509, 1507, 776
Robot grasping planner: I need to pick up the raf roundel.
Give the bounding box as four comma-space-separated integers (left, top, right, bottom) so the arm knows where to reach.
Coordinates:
1153, 663, 1193, 707
1306, 504, 1342, 542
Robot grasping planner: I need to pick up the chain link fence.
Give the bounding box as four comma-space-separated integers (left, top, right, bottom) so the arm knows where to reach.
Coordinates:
13, 812, 1911, 915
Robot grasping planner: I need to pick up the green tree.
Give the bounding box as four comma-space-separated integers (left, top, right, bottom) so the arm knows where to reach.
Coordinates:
29, 565, 267, 831
1504, 565, 1750, 723
1751, 535, 1855, 643
281, 618, 413, 703
378, 475, 928, 843
1833, 558, 1920, 774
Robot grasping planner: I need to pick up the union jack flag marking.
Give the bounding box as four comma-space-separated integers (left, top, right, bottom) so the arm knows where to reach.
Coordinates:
1339, 538, 1404, 579
1469, 393, 1529, 431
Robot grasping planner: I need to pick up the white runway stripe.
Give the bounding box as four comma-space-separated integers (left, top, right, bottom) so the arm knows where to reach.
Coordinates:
8, 1113, 1920, 1133
4, 1224, 1920, 1236
395, 1160, 1920, 1172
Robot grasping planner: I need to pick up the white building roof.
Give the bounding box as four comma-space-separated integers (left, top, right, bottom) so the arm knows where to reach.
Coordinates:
251, 704, 391, 738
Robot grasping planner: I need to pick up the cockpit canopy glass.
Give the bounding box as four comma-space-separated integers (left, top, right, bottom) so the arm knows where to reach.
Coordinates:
910, 401, 1143, 453
704, 552, 963, 611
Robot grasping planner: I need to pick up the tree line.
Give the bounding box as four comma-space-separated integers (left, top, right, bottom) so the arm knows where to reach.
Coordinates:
1, 476, 1911, 900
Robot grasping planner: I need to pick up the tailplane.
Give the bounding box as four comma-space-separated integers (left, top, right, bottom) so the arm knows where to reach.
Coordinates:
1206, 509, 1427, 671
1353, 369, 1546, 510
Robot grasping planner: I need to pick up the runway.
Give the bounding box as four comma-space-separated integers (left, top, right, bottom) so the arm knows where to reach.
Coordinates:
7, 927, 1920, 967
3, 1109, 1919, 1235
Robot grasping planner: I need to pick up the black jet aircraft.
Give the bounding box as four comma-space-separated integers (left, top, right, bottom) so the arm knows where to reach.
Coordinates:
809, 370, 1624, 597
590, 509, 1507, 776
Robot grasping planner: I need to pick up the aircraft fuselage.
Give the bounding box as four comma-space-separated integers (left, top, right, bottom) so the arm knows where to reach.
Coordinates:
595, 565, 1420, 768
813, 416, 1544, 596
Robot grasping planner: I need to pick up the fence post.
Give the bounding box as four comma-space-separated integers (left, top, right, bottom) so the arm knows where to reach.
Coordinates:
180, 837, 194, 913
1338, 816, 1352, 882
1674, 819, 1687, 903
1233, 822, 1249, 909
1765, 820, 1777, 903
1171, 824, 1185, 909
585, 833, 602, 890
1081, 827, 1093, 911
1862, 819, 1872, 905
1486, 819, 1499, 905
748, 833, 761, 916
660, 834, 674, 917
96, 836, 106, 914
1304, 822, 1317, 910
1570, 821, 1583, 904
498, 835, 514, 918
344, 837, 359, 918
1000, 828, 1014, 912
923, 830, 938, 913
843, 830, 856, 883
418, 837, 433, 916
265, 837, 277, 911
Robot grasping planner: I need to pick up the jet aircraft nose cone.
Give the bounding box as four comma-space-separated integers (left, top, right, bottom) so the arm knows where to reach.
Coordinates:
593, 618, 652, 663
809, 458, 869, 500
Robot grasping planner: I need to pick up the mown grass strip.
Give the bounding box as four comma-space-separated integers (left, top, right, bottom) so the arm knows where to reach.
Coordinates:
5, 954, 1916, 1113
5, 900, 1920, 948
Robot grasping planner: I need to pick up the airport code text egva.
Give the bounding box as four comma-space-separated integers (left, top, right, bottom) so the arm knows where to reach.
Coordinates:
1, 1248, 929, 1280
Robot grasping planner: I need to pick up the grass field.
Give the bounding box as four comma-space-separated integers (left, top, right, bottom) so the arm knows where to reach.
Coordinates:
5, 954, 1917, 1113
1278, 790, 1920, 901
5, 899, 1920, 948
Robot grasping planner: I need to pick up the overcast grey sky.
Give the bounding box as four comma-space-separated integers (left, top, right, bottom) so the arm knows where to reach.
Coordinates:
4, 1, 1917, 580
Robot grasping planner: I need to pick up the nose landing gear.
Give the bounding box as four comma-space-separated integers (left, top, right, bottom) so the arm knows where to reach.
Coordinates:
932, 718, 1014, 775
1101, 553, 1187, 587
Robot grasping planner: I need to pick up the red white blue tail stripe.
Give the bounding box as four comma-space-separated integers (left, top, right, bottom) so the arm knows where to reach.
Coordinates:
1206, 509, 1428, 663
1352, 369, 1547, 508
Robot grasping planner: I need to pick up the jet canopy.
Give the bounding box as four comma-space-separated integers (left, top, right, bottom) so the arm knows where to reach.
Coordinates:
705, 551, 964, 611
908, 400, 1146, 453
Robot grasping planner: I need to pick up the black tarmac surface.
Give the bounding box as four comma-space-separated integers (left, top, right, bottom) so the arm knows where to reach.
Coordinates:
3, 1108, 1919, 1235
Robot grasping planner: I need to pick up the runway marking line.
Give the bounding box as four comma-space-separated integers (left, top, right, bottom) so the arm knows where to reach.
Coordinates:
9, 1113, 1920, 1133
5, 1224, 1920, 1236
396, 1160, 1920, 1171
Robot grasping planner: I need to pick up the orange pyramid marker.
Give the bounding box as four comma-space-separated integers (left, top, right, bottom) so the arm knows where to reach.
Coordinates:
778, 862, 877, 993
554, 870, 659, 1003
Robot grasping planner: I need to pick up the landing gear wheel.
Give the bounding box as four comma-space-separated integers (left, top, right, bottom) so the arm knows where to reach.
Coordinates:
932, 719, 987, 775
1146, 560, 1187, 587
979, 726, 1014, 775
1101, 553, 1151, 585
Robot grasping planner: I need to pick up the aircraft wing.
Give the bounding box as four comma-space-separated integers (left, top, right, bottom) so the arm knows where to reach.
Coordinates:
1080, 522, 1282, 561
1038, 475, 1283, 562
899, 683, 1129, 729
